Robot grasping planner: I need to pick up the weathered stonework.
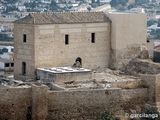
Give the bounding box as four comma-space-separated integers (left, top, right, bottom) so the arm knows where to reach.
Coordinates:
106, 13, 147, 69
0, 85, 149, 120
14, 12, 147, 80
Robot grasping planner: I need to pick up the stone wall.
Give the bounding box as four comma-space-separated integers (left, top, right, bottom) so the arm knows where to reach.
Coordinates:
146, 40, 154, 58
0, 87, 32, 120
34, 22, 111, 69
14, 23, 35, 80
140, 74, 160, 111
0, 85, 150, 120
47, 88, 122, 120
47, 88, 149, 120
122, 88, 148, 113
106, 13, 147, 69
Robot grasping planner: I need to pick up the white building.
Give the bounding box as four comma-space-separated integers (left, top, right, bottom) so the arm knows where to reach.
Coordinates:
0, 58, 14, 72
0, 46, 14, 54
40, 0, 52, 4
148, 23, 160, 30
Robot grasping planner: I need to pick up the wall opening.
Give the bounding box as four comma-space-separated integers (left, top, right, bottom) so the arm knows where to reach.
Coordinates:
65, 34, 69, 45
22, 62, 26, 75
11, 63, 14, 67
5, 63, 9, 67
91, 33, 95, 43
76, 57, 82, 67
23, 34, 26, 43
26, 106, 32, 120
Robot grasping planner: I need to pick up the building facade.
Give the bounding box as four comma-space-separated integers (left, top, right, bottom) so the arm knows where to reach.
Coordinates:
14, 12, 147, 80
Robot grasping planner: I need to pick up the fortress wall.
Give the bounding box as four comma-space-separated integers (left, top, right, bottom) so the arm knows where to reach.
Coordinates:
0, 87, 32, 120
47, 88, 122, 120
107, 13, 147, 69
0, 85, 149, 120
47, 88, 148, 119
122, 88, 148, 113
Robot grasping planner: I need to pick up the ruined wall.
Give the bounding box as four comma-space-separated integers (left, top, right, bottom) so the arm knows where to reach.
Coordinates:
146, 40, 154, 58
32, 85, 48, 120
122, 88, 148, 113
14, 23, 35, 80
47, 88, 122, 120
106, 13, 147, 69
0, 85, 150, 120
34, 22, 111, 69
140, 74, 160, 111
47, 88, 148, 120
0, 87, 32, 120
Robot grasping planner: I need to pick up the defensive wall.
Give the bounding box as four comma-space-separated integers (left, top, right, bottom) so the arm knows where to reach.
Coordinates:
0, 82, 153, 120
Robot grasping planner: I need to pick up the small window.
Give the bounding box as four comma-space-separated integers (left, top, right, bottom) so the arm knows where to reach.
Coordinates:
23, 34, 26, 42
65, 35, 69, 45
11, 48, 14, 52
22, 62, 26, 75
5, 63, 9, 67
11, 63, 14, 67
91, 33, 95, 43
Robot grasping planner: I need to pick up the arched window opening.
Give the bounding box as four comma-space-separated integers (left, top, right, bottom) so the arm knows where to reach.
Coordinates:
76, 57, 82, 67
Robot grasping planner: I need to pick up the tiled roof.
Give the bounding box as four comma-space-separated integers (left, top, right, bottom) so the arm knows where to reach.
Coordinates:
14, 12, 110, 24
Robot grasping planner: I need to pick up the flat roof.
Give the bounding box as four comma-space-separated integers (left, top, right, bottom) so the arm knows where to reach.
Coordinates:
0, 58, 13, 63
37, 67, 91, 74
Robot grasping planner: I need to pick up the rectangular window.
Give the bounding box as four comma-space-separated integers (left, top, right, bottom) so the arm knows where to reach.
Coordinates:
65, 35, 69, 45
91, 33, 95, 43
23, 34, 26, 42
5, 63, 9, 67
11, 63, 14, 67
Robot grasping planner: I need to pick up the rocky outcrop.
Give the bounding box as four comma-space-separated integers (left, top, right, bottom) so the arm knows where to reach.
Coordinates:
124, 58, 160, 75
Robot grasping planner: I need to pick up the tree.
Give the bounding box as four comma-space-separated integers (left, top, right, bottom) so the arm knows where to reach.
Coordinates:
87, 7, 91, 11
147, 20, 157, 27
110, 0, 128, 7
0, 33, 13, 41
91, 3, 99, 8
50, 0, 59, 11
156, 10, 160, 14
115, 4, 127, 11
3, 0, 18, 4
135, 0, 149, 5
158, 19, 160, 27
2, 6, 19, 14
110, 0, 118, 7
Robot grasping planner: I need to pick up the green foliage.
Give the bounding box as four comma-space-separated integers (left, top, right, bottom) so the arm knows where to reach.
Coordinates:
110, 0, 128, 7
157, 19, 160, 27
135, 0, 149, 5
156, 29, 160, 39
24, 1, 38, 9
128, 0, 149, 9
50, 0, 60, 11
145, 108, 158, 115
147, 20, 157, 27
2, 6, 19, 14
0, 33, 13, 41
115, 4, 126, 11
156, 10, 160, 14
143, 107, 159, 120
91, 3, 99, 8
3, 0, 18, 4
87, 7, 91, 11
96, 111, 116, 120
